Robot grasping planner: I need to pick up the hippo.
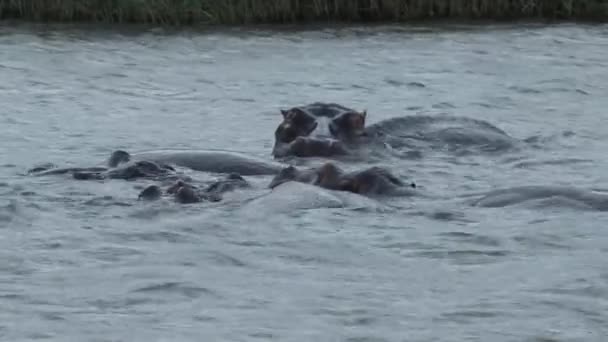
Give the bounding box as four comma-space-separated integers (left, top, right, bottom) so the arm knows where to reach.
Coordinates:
359, 115, 518, 154
268, 162, 416, 197
79, 160, 177, 181
28, 148, 285, 181
27, 150, 135, 175
107, 149, 131, 167
28, 158, 178, 182
272, 103, 519, 159
138, 180, 209, 204
138, 173, 250, 204
468, 185, 608, 211
238, 181, 387, 217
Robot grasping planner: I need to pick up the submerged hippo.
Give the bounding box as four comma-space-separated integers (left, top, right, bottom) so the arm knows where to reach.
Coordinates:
468, 185, 608, 211
138, 173, 250, 204
28, 148, 285, 180
28, 154, 178, 182
268, 162, 416, 197
238, 181, 387, 216
360, 114, 518, 153
272, 103, 519, 159
27, 150, 135, 175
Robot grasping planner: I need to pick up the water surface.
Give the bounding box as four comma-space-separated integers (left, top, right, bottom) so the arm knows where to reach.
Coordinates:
1, 22, 608, 341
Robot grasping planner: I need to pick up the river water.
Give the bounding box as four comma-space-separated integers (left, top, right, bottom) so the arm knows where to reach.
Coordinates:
1, 22, 608, 341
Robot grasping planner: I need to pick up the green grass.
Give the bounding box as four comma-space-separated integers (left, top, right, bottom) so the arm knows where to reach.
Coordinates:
1, 0, 607, 25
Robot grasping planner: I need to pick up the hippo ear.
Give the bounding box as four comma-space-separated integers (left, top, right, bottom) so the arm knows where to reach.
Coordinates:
280, 109, 288, 118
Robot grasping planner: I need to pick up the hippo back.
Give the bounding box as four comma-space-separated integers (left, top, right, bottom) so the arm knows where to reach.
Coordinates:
132, 150, 285, 176
239, 181, 385, 216
362, 115, 518, 153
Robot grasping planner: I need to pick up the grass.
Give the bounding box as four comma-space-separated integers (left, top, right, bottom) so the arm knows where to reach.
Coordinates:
0, 0, 607, 25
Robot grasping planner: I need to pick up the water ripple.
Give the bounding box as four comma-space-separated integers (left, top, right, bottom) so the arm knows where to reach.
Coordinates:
131, 282, 216, 299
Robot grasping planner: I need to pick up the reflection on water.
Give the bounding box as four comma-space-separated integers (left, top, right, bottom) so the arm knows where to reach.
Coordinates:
1, 22, 608, 341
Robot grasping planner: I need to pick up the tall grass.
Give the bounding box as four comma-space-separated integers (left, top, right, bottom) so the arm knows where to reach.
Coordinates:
0, 0, 607, 25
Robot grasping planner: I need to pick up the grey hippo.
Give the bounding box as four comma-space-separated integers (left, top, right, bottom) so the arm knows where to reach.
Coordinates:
28, 152, 178, 181
237, 181, 389, 217
272, 102, 519, 159
268, 162, 417, 197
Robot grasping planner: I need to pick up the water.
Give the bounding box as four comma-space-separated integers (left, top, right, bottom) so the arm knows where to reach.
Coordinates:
1, 22, 608, 341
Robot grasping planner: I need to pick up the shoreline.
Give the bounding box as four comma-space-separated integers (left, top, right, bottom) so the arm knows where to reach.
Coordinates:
1, 1, 607, 27
0, 18, 604, 36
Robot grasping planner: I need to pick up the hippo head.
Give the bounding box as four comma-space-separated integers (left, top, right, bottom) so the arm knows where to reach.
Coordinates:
175, 186, 201, 204
205, 173, 249, 193
329, 110, 367, 141
108, 150, 131, 168
165, 180, 202, 203
167, 180, 189, 194
314, 162, 344, 190
337, 167, 409, 195
138, 185, 162, 201
274, 108, 318, 145
268, 165, 299, 189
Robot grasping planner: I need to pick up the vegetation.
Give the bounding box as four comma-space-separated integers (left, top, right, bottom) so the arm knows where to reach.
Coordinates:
0, 0, 607, 25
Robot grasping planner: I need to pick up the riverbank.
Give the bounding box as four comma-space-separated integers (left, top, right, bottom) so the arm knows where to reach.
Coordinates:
1, 0, 607, 25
